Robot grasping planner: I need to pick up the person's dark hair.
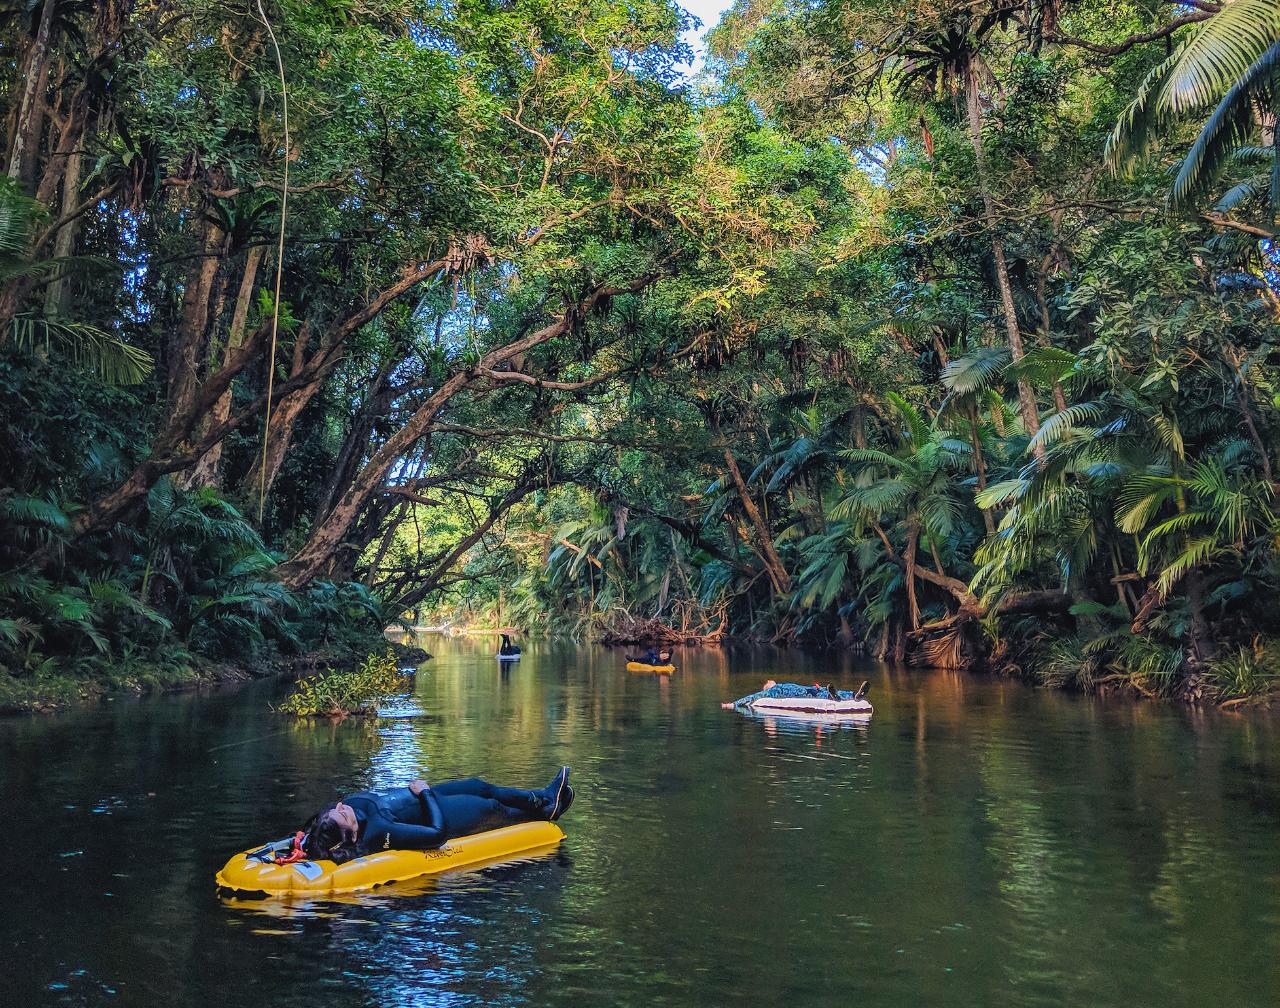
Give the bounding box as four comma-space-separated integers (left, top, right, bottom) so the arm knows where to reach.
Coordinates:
302, 804, 358, 864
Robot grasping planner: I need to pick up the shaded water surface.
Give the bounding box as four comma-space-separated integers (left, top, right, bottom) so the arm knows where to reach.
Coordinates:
4, 638, 1280, 1006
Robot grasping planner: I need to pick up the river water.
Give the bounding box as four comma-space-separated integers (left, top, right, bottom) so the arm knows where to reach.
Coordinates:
3, 637, 1280, 1007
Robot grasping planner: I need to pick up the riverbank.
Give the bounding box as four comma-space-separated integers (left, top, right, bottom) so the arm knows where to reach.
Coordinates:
0, 650, 300, 714
0, 637, 430, 714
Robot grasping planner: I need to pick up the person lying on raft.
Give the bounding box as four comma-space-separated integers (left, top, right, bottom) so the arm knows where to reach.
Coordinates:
281, 768, 574, 864
720, 680, 866, 710
632, 647, 671, 665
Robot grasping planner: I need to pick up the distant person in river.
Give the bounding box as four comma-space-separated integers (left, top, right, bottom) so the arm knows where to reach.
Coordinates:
720, 680, 867, 709
498, 634, 521, 657
634, 646, 671, 665
281, 768, 574, 864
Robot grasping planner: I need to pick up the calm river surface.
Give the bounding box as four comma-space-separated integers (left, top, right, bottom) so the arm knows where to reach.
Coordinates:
4, 637, 1280, 1007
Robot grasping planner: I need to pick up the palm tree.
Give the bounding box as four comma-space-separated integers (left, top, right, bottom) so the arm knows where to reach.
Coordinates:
1116, 446, 1275, 662
1108, 0, 1280, 217
832, 392, 970, 632
881, 4, 1045, 450
0, 179, 152, 383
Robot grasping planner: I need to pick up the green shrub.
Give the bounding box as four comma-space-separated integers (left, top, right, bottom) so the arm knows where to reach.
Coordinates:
275, 651, 404, 718
1203, 639, 1280, 704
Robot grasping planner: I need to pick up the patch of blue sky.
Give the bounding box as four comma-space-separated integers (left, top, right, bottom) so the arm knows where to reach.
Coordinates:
677, 0, 733, 75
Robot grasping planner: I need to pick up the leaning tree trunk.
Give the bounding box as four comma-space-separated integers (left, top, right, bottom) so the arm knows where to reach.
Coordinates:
277, 274, 657, 588
964, 60, 1042, 456
716, 425, 790, 595
238, 323, 345, 509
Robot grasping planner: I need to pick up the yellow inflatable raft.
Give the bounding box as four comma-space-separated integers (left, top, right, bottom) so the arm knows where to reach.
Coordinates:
626, 661, 676, 673
215, 820, 565, 897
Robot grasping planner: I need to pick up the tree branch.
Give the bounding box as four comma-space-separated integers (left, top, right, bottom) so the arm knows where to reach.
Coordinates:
1048, 12, 1214, 56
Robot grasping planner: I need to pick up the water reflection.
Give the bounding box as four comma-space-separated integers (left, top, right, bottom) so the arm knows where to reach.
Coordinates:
4, 638, 1280, 1007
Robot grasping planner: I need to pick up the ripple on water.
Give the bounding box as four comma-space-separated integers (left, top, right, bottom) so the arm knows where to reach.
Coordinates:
4, 642, 1280, 1008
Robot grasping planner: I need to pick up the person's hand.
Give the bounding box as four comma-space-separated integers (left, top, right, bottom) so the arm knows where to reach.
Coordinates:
408, 779, 428, 796
720, 702, 734, 709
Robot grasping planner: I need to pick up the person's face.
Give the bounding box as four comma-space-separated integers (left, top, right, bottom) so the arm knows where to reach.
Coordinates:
333, 801, 358, 839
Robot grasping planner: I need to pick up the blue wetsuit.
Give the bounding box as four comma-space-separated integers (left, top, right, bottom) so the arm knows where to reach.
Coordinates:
343, 779, 545, 855
730, 683, 858, 708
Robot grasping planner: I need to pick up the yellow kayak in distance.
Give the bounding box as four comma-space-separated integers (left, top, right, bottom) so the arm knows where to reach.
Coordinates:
626, 661, 676, 673
215, 820, 565, 898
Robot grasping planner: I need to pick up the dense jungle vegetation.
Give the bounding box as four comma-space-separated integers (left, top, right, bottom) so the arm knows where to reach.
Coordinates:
3, 0, 1280, 707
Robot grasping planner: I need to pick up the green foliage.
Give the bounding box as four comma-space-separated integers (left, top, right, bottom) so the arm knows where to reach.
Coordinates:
6, 0, 1280, 709
1107, 3, 1280, 209
275, 651, 404, 717
0, 180, 151, 384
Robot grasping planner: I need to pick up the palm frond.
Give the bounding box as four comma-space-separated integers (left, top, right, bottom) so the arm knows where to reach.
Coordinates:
829, 479, 911, 520
1116, 475, 1178, 534
839, 447, 913, 472
941, 346, 1009, 395
0, 494, 70, 531
1155, 536, 1220, 595
975, 479, 1025, 510
1028, 401, 1104, 452
10, 316, 154, 385
885, 390, 929, 445
1215, 174, 1271, 212
1007, 346, 1077, 388
1160, 4, 1280, 116
1171, 41, 1280, 207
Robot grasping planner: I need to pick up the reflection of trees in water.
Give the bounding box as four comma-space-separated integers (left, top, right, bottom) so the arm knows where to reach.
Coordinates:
13, 635, 1280, 1006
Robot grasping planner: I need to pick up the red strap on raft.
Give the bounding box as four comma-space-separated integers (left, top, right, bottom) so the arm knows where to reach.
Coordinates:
273, 830, 308, 864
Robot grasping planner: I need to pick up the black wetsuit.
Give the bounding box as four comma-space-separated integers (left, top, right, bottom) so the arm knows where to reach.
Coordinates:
343, 779, 546, 854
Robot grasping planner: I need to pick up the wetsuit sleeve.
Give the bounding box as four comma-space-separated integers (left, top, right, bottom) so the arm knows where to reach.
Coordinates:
360, 789, 450, 852
732, 689, 766, 708
382, 818, 447, 849
380, 786, 448, 848
416, 787, 446, 833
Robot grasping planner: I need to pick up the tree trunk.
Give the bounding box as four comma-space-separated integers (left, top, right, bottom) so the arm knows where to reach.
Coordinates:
968, 403, 995, 534
904, 521, 921, 630
837, 606, 854, 646
1035, 255, 1069, 414
964, 60, 1042, 455
169, 217, 227, 421
7, 0, 56, 191
43, 151, 82, 316
239, 323, 342, 507
186, 246, 265, 488
277, 273, 657, 588
1186, 569, 1215, 664
718, 434, 790, 595
33, 256, 470, 564
1224, 345, 1275, 487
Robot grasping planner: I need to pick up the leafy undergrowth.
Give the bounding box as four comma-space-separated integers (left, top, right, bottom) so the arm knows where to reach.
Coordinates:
275, 651, 405, 718
0, 646, 210, 712
1202, 640, 1280, 707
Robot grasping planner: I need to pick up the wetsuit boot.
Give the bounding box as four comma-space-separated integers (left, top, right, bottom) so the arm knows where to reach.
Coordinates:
541, 766, 574, 820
